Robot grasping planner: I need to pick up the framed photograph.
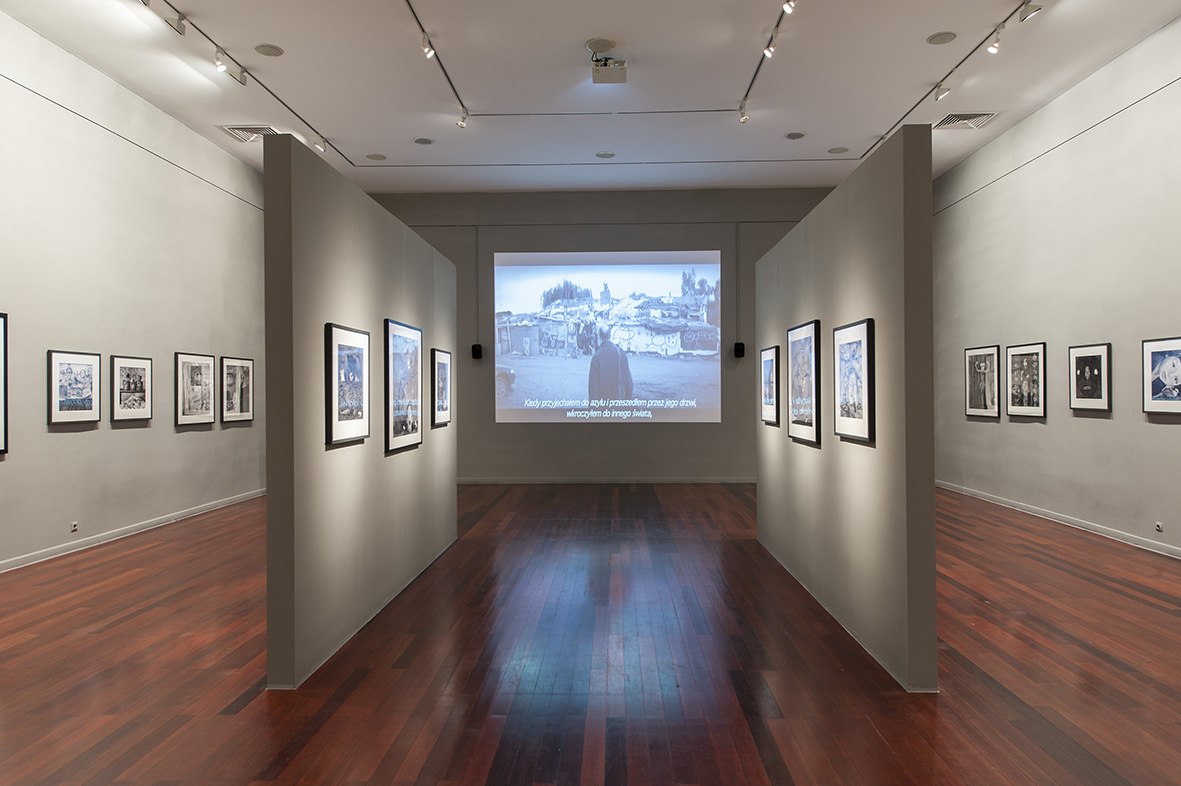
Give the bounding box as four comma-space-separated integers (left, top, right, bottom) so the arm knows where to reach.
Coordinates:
786, 320, 820, 444
111, 355, 153, 421
326, 323, 370, 444
221, 356, 254, 423
964, 345, 1000, 418
1143, 336, 1181, 414
48, 350, 101, 424
1, 313, 7, 453
760, 345, 779, 425
175, 352, 215, 425
1068, 343, 1111, 411
432, 348, 452, 427
833, 318, 875, 441
385, 319, 423, 451
1006, 342, 1046, 418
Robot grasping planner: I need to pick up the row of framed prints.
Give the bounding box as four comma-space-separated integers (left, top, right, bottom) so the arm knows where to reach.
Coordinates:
965, 336, 1181, 417
326, 320, 452, 452
45, 350, 254, 425
761, 318, 875, 444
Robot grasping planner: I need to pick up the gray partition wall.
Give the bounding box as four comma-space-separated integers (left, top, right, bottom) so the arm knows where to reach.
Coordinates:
373, 189, 829, 483
264, 135, 458, 688
755, 126, 936, 691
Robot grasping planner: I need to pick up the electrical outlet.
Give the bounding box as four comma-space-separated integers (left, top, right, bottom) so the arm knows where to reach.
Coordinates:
1156, 521, 1164, 533
70, 521, 78, 533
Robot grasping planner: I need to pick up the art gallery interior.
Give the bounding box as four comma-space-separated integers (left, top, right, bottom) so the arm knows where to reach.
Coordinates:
1, 0, 1179, 783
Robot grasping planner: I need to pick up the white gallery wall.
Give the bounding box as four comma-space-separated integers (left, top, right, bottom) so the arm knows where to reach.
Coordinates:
264, 136, 458, 688
0, 11, 266, 571
756, 126, 936, 691
374, 189, 828, 483
934, 15, 1181, 558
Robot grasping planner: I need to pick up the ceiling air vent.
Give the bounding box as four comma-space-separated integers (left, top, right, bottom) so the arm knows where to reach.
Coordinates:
220, 125, 280, 143
934, 113, 997, 130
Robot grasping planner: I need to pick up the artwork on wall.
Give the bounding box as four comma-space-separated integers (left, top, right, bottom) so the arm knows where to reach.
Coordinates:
1005, 342, 1045, 418
175, 352, 215, 425
385, 319, 422, 451
221, 356, 254, 423
111, 355, 152, 421
48, 350, 102, 424
1143, 336, 1181, 414
0, 313, 7, 453
432, 348, 452, 427
326, 323, 370, 444
833, 318, 875, 441
964, 345, 1000, 418
1068, 343, 1111, 412
760, 345, 779, 425
787, 320, 820, 444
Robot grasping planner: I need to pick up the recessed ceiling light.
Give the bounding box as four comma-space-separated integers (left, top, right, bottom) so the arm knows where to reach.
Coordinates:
366, 153, 387, 161
254, 43, 284, 57
595, 151, 616, 159
413, 137, 434, 146
828, 146, 849, 154
784, 132, 805, 140
926, 31, 957, 45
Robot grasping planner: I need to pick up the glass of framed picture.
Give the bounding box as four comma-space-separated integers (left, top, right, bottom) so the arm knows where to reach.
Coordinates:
385, 319, 423, 451
1068, 343, 1111, 411
964, 345, 1000, 418
111, 355, 153, 421
833, 318, 874, 441
1, 312, 7, 453
326, 323, 370, 445
175, 352, 215, 426
432, 348, 452, 427
786, 319, 820, 444
48, 350, 101, 424
1143, 336, 1181, 414
760, 345, 779, 426
221, 356, 254, 423
1006, 342, 1045, 418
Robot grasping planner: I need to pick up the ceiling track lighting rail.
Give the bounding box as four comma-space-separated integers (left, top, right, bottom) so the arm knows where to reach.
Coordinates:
403, 0, 470, 131
738, 1, 802, 122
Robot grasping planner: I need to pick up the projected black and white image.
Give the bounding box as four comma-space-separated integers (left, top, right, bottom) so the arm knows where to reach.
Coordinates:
832, 319, 874, 441
221, 356, 254, 423
1143, 336, 1181, 414
49, 350, 101, 424
1068, 343, 1110, 412
111, 355, 152, 421
786, 320, 820, 444
175, 352, 214, 425
760, 345, 778, 425
385, 319, 422, 451
494, 251, 722, 423
964, 345, 1000, 418
325, 323, 370, 444
1006, 342, 1045, 418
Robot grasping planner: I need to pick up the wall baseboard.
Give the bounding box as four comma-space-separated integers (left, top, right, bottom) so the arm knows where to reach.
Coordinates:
458, 477, 757, 485
935, 481, 1180, 560
0, 489, 267, 574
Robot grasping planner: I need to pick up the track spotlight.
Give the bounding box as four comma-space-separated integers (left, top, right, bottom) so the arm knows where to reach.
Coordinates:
987, 23, 1004, 54
764, 28, 779, 58
214, 48, 228, 72
739, 99, 749, 124
1020, 2, 1043, 22
145, 0, 186, 35
422, 33, 435, 59
935, 83, 951, 101
782, 1, 796, 14
313, 136, 327, 153
457, 109, 468, 128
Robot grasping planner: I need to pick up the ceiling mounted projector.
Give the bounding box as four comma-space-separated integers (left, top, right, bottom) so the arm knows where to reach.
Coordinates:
588, 38, 627, 84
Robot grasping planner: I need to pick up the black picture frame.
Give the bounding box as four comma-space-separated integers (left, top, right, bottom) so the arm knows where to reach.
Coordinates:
1068, 343, 1111, 412
832, 318, 875, 442
432, 348, 452, 427
175, 352, 215, 426
111, 355, 153, 422
786, 319, 821, 444
964, 344, 1000, 418
0, 312, 7, 454
48, 349, 102, 425
1005, 342, 1046, 418
384, 319, 422, 452
760, 345, 779, 426
326, 323, 370, 445
1142, 336, 1181, 414
220, 356, 255, 423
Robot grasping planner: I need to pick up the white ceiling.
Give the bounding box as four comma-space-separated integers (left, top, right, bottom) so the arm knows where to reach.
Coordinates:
4, 0, 1181, 193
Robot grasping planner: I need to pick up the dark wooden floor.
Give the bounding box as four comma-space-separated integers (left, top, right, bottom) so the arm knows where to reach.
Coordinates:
0, 486, 1178, 785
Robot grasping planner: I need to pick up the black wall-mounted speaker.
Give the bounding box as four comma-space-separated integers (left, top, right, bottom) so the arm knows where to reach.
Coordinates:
471, 343, 483, 360
734, 342, 745, 358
